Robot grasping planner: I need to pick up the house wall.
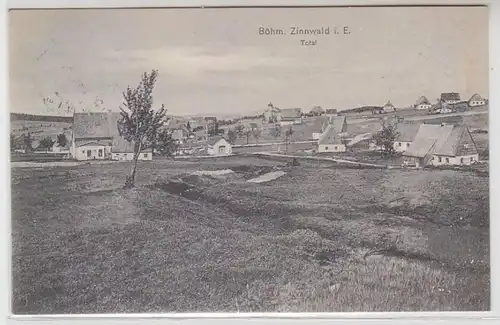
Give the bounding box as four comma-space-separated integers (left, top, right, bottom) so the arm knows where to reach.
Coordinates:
403, 156, 424, 167
393, 141, 412, 152
318, 144, 346, 153
429, 154, 479, 166
417, 104, 432, 110
312, 132, 322, 140
75, 145, 111, 161
111, 152, 153, 161
469, 100, 486, 107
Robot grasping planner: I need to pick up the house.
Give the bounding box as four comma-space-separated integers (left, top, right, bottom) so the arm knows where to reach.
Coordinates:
263, 102, 282, 123
402, 124, 478, 167
325, 108, 338, 115
415, 96, 432, 110
393, 123, 421, 152
317, 124, 346, 153
449, 101, 469, 113
52, 142, 71, 153
248, 122, 260, 131
312, 115, 347, 140
440, 93, 461, 105
111, 136, 153, 161
431, 102, 453, 114
346, 133, 374, 152
372, 107, 385, 115
382, 101, 396, 113
195, 130, 208, 141
468, 94, 486, 107
71, 112, 119, 160
279, 108, 303, 126
206, 136, 232, 155
310, 106, 325, 116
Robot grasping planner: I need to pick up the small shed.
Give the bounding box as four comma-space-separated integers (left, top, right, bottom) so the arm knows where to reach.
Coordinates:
207, 136, 232, 155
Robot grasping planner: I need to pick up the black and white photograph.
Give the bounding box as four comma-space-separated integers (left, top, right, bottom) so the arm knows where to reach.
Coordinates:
8, 5, 490, 314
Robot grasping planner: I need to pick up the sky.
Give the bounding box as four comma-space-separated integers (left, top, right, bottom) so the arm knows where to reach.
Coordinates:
8, 6, 489, 117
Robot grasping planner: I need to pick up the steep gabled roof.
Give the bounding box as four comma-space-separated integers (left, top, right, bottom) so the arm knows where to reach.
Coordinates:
111, 136, 152, 153
310, 106, 325, 114
397, 123, 421, 142
441, 93, 461, 101
432, 125, 478, 156
318, 125, 344, 145
384, 101, 394, 108
416, 96, 431, 106
207, 136, 228, 146
403, 124, 454, 158
468, 93, 485, 102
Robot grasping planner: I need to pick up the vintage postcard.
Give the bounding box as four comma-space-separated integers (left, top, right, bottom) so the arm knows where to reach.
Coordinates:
9, 6, 490, 314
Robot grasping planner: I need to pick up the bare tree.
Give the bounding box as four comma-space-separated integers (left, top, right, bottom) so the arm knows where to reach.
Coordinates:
252, 128, 262, 144
227, 128, 238, 144
284, 126, 294, 154
118, 70, 167, 188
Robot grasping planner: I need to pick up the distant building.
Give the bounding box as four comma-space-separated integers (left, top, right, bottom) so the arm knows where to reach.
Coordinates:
415, 96, 432, 110
195, 130, 208, 141
206, 136, 232, 155
468, 94, 486, 107
279, 108, 303, 126
325, 108, 338, 115
71, 112, 119, 160
317, 124, 346, 153
402, 124, 478, 167
440, 93, 461, 105
310, 106, 325, 116
111, 136, 153, 161
263, 102, 282, 123
382, 101, 396, 113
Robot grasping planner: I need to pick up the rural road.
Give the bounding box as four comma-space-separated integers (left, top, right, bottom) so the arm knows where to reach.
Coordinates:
233, 140, 316, 148
347, 110, 488, 125
252, 152, 387, 168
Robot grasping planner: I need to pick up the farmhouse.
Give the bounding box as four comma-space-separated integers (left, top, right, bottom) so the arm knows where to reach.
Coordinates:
415, 96, 432, 110
383, 101, 396, 113
71, 112, 119, 160
111, 136, 153, 161
325, 108, 338, 115
310, 106, 325, 116
279, 108, 303, 126
393, 123, 420, 153
402, 124, 478, 167
317, 124, 346, 153
468, 94, 486, 107
441, 92, 461, 105
207, 136, 232, 155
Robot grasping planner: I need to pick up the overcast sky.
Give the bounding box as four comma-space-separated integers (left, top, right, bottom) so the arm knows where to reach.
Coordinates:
9, 6, 489, 117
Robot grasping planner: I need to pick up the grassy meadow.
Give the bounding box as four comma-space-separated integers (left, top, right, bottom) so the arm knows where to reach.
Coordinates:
11, 156, 489, 314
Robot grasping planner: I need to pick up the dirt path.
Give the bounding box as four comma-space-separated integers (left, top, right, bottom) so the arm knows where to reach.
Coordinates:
252, 152, 388, 168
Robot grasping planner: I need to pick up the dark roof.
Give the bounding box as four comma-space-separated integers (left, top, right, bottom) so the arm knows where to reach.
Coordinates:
321, 115, 347, 133
112, 136, 152, 153
73, 112, 120, 139
441, 93, 461, 101
318, 125, 343, 145
280, 108, 302, 119
469, 93, 485, 102
207, 136, 229, 146
397, 123, 421, 142
310, 106, 325, 113
416, 96, 431, 106
249, 122, 259, 129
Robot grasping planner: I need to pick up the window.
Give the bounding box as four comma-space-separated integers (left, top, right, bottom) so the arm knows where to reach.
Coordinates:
445, 158, 449, 163
460, 158, 464, 164
398, 142, 402, 147
407, 143, 410, 147
471, 156, 475, 162
334, 146, 338, 151
98, 149, 103, 157
143, 153, 148, 158
438, 157, 442, 163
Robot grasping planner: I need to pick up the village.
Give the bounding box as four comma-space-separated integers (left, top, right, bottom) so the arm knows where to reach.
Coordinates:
10, 91, 489, 170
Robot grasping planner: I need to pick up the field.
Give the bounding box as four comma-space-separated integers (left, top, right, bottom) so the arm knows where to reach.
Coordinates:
11, 156, 489, 314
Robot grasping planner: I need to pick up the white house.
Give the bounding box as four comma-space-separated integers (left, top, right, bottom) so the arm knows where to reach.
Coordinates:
207, 136, 232, 155
415, 96, 432, 110
317, 124, 346, 153
468, 94, 486, 107
71, 112, 119, 160
402, 124, 478, 167
263, 102, 282, 123
111, 136, 153, 161
382, 101, 396, 113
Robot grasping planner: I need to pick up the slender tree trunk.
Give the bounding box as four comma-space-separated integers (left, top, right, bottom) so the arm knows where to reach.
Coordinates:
126, 140, 142, 188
